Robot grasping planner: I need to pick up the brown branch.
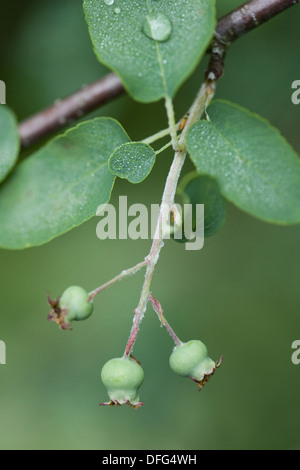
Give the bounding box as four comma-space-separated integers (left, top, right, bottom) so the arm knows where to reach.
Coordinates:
19, 73, 124, 147
18, 0, 299, 148
206, 0, 300, 80
216, 0, 299, 44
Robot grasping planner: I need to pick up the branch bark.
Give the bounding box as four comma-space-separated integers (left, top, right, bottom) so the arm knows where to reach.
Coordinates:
206, 0, 299, 80
18, 0, 299, 148
216, 0, 299, 44
19, 73, 124, 147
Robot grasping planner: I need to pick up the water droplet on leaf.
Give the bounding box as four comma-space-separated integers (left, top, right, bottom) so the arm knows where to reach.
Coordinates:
104, 0, 114, 5
114, 7, 121, 14
142, 13, 172, 42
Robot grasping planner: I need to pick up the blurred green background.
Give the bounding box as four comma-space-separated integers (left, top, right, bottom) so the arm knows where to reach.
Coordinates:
0, 0, 299, 450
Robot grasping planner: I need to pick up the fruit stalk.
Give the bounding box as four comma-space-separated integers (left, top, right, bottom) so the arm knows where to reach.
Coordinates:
124, 80, 215, 357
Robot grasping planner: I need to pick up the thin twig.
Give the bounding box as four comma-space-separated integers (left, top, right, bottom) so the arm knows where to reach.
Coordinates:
216, 0, 299, 44
88, 259, 148, 302
124, 148, 187, 357
148, 294, 182, 346
17, 0, 299, 147
206, 0, 299, 80
155, 140, 173, 155
123, 80, 215, 358
19, 73, 124, 147
141, 124, 179, 145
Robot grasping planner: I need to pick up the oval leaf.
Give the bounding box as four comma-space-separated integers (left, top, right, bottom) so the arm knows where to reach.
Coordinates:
0, 118, 130, 249
83, 0, 216, 102
0, 105, 20, 183
180, 173, 226, 237
173, 173, 226, 243
109, 142, 156, 183
186, 100, 300, 225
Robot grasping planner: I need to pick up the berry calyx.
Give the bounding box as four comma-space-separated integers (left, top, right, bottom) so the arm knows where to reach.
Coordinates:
100, 357, 144, 409
47, 286, 93, 329
169, 339, 221, 390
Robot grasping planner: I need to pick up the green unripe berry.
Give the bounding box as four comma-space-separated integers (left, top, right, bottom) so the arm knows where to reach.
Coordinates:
170, 340, 217, 384
192, 356, 216, 380
169, 340, 208, 376
101, 357, 144, 407
59, 286, 93, 322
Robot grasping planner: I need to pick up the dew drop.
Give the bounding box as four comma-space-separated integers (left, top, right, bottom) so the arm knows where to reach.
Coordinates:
114, 7, 121, 14
142, 13, 172, 42
104, 0, 114, 5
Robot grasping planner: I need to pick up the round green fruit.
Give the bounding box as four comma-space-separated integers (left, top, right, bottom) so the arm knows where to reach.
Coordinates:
169, 339, 217, 383
192, 356, 216, 381
59, 286, 93, 322
101, 357, 144, 406
169, 340, 208, 377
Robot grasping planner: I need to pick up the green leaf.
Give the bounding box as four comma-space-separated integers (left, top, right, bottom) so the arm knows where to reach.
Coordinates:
109, 142, 156, 183
0, 105, 20, 183
173, 173, 226, 242
186, 100, 300, 225
180, 173, 226, 237
83, 0, 216, 102
0, 118, 130, 249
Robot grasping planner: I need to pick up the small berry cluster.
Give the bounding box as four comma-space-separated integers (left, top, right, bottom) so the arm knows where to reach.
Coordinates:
47, 285, 221, 408
100, 340, 221, 409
